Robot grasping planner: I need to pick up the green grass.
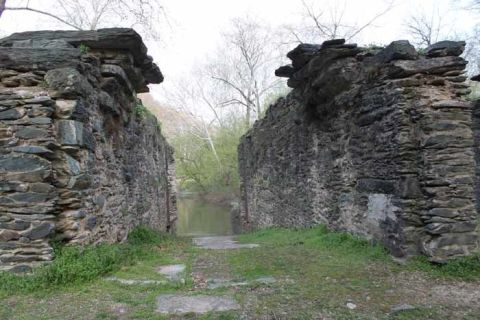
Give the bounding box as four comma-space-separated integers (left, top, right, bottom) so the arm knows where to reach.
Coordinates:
1, 225, 479, 319
406, 254, 480, 281
0, 226, 181, 295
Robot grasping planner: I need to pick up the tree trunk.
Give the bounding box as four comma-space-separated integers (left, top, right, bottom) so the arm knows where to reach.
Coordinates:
0, 0, 7, 18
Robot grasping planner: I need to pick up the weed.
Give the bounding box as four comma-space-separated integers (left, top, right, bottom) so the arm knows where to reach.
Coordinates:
79, 43, 90, 54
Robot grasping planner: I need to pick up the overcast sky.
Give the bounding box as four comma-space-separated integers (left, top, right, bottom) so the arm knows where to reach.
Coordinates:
0, 0, 477, 100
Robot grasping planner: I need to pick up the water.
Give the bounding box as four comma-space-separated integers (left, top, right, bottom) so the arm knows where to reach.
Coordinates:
176, 196, 234, 236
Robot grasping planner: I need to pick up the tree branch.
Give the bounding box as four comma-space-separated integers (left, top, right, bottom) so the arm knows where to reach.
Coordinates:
4, 6, 82, 30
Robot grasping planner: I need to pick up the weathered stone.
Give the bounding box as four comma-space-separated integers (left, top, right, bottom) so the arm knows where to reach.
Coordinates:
56, 120, 83, 145
275, 65, 295, 78
0, 47, 81, 72
85, 216, 97, 230
427, 41, 465, 57
11, 145, 53, 155
0, 154, 50, 172
23, 222, 55, 240
0, 229, 20, 241
54, 100, 77, 119
16, 127, 50, 139
45, 68, 93, 98
287, 43, 322, 69
375, 40, 418, 63
0, 107, 25, 120
155, 294, 240, 314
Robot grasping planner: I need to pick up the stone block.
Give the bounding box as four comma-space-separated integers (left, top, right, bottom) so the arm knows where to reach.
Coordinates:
56, 120, 84, 146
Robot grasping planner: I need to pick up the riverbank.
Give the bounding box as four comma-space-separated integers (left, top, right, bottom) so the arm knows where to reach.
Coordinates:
1, 227, 479, 319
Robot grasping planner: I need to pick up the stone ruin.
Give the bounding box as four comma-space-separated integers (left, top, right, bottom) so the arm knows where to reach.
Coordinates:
0, 28, 176, 272
238, 39, 479, 262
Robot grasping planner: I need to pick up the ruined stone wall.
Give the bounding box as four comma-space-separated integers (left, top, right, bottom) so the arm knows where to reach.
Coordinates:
0, 29, 176, 272
238, 39, 479, 262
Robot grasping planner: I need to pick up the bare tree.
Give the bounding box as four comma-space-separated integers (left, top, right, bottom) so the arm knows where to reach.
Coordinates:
405, 5, 446, 47
0, 0, 165, 39
208, 16, 284, 128
283, 0, 395, 45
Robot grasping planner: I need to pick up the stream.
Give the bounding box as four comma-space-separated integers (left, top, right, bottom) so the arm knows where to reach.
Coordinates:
176, 196, 235, 236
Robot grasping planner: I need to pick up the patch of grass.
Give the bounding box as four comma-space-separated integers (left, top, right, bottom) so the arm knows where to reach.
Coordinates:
238, 226, 389, 260
79, 43, 90, 54
406, 254, 480, 281
0, 226, 178, 295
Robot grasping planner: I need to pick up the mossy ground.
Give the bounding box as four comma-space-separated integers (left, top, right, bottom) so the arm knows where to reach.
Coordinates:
1, 226, 479, 319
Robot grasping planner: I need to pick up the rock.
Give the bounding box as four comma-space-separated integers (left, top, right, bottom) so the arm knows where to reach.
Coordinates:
29, 117, 52, 125
155, 294, 240, 314
0, 47, 81, 72
390, 304, 415, 314
45, 68, 93, 98
85, 216, 97, 230
56, 120, 84, 146
346, 302, 357, 310
23, 222, 55, 240
0, 155, 50, 172
101, 64, 133, 91
16, 127, 50, 139
0, 107, 25, 120
375, 40, 418, 63
97, 90, 119, 116
427, 41, 465, 57
0, 229, 21, 241
275, 65, 295, 78
157, 264, 186, 281
287, 43, 322, 69
54, 100, 78, 119
9, 264, 33, 273
0, 220, 30, 230
0, 28, 163, 90
11, 145, 53, 155
390, 56, 467, 78
11, 39, 74, 49
193, 236, 259, 249
322, 38, 346, 48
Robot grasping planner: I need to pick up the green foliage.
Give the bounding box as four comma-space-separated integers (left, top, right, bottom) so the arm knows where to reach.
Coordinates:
172, 115, 247, 194
0, 226, 173, 294
79, 43, 90, 54
134, 103, 151, 119
417, 47, 428, 56
467, 81, 480, 101
362, 43, 385, 55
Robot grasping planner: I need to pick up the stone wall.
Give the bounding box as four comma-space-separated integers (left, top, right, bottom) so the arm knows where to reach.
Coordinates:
0, 29, 176, 272
238, 39, 479, 262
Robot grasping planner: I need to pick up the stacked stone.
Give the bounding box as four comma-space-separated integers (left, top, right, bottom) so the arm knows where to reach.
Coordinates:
239, 39, 479, 262
0, 29, 176, 272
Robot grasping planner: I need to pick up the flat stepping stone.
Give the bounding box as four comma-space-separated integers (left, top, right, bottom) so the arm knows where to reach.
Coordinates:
104, 276, 166, 285
155, 294, 240, 314
157, 264, 186, 281
193, 236, 258, 249
207, 276, 276, 289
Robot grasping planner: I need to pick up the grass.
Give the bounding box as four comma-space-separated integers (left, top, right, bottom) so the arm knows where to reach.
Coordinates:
0, 226, 180, 295
1, 225, 479, 319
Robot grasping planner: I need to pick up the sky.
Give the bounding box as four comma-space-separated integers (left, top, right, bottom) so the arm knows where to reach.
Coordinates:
0, 0, 478, 101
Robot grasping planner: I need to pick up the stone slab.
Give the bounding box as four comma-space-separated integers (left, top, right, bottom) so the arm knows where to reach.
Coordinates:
193, 236, 259, 250
155, 294, 240, 314
157, 264, 185, 281
104, 276, 166, 286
